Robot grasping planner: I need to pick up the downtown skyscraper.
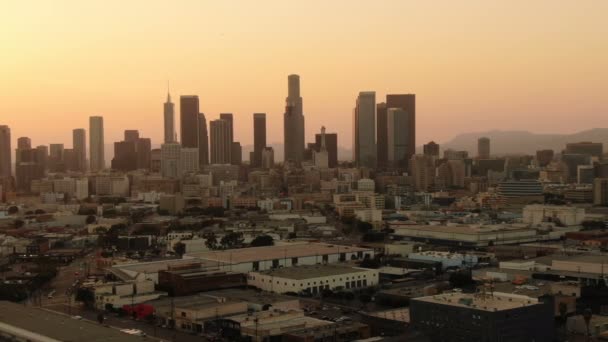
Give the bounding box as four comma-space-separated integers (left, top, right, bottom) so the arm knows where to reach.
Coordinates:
210, 119, 231, 164
72, 128, 87, 172
89, 116, 105, 171
198, 113, 209, 167
283, 74, 305, 164
252, 113, 266, 167
164, 92, 176, 143
180, 96, 199, 148
386, 94, 416, 166
353, 91, 376, 168
0, 125, 11, 178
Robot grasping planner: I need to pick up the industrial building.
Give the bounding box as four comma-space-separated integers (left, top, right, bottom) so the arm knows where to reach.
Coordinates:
247, 264, 378, 294
184, 242, 374, 273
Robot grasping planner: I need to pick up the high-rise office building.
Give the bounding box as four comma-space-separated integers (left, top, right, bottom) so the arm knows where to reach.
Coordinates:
410, 154, 436, 191
313, 127, 329, 168
35, 145, 48, 174
72, 129, 87, 172
423, 141, 440, 157
262, 147, 274, 169
63, 149, 77, 171
376, 102, 388, 168
283, 74, 305, 163
180, 148, 199, 175
124, 130, 139, 142
49, 144, 65, 172
17, 137, 31, 150
565, 142, 603, 158
536, 149, 554, 167
150, 148, 161, 173
89, 116, 105, 171
112, 141, 137, 171
0, 125, 11, 178
478, 137, 490, 159
210, 119, 232, 164
164, 92, 175, 143
161, 143, 181, 178
231, 142, 242, 165
594, 178, 608, 206
314, 132, 338, 168
136, 138, 152, 170
180, 96, 199, 148
386, 94, 416, 164
198, 113, 209, 167
253, 113, 266, 167
15, 137, 43, 192
219, 113, 234, 139
387, 108, 414, 168
353, 91, 376, 168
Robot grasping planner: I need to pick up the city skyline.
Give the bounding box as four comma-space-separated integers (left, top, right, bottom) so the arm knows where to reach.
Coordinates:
2, 1, 607, 151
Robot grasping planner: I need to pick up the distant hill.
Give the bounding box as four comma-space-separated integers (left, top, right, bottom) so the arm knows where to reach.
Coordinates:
438, 128, 608, 155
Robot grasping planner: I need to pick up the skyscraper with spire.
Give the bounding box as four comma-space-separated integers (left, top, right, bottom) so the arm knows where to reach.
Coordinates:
164, 88, 176, 143
283, 74, 305, 164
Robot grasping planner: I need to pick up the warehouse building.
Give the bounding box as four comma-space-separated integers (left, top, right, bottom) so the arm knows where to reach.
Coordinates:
184, 242, 374, 273
247, 264, 378, 294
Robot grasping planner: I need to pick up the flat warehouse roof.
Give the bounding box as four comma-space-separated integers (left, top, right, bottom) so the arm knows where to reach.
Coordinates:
186, 242, 372, 264
255, 264, 371, 280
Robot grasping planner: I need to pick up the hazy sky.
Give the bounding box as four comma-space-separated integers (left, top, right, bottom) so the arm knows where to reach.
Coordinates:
2, 1, 607, 151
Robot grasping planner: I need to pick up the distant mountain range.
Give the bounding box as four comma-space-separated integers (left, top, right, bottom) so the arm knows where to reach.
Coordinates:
436, 128, 608, 156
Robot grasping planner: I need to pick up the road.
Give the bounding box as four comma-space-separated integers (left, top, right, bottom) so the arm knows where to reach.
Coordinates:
37, 253, 212, 341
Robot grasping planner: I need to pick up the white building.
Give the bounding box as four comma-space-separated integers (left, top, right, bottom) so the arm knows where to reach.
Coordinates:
357, 178, 375, 192
75, 178, 89, 200
92, 279, 166, 309
522, 205, 585, 227
355, 208, 382, 224
180, 147, 199, 175
247, 264, 379, 294
161, 143, 181, 178
408, 251, 478, 270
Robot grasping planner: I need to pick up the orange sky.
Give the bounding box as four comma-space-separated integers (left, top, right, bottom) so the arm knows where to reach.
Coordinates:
1, 1, 607, 151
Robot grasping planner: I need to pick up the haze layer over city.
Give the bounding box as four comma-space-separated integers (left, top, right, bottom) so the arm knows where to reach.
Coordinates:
0, 2, 608, 342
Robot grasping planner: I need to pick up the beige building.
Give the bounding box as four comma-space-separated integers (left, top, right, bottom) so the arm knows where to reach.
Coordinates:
248, 264, 378, 294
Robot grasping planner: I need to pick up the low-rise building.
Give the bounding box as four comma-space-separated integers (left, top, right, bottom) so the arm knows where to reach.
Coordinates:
184, 242, 374, 273
410, 291, 555, 342
247, 264, 378, 295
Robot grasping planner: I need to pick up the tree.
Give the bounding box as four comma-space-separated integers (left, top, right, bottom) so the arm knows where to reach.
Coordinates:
85, 215, 97, 224
220, 232, 244, 249
449, 271, 473, 289
359, 293, 372, 306
75, 288, 95, 308
250, 235, 274, 247
7, 206, 18, 215
204, 232, 218, 250
174, 242, 186, 256
356, 220, 374, 233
